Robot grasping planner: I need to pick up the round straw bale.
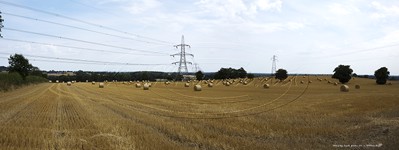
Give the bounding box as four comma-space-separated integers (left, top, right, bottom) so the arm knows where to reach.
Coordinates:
208, 83, 214, 87
92, 81, 95, 85
225, 82, 231, 86
355, 84, 360, 89
99, 83, 104, 88
263, 84, 270, 89
194, 85, 202, 91
67, 82, 72, 86
165, 81, 170, 85
184, 83, 190, 87
334, 82, 338, 86
308, 81, 312, 83
135, 83, 142, 88
300, 81, 304, 84
56, 80, 59, 83
340, 85, 349, 92
49, 80, 52, 83
243, 81, 248, 85
143, 83, 150, 90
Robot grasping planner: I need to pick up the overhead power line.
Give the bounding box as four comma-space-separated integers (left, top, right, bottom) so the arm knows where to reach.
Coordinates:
0, 52, 171, 66
2, 12, 169, 45
3, 27, 170, 55
1, 38, 166, 56
0, 0, 173, 44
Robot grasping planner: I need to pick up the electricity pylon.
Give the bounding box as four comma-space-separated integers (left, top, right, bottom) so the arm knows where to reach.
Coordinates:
271, 55, 277, 76
171, 35, 193, 75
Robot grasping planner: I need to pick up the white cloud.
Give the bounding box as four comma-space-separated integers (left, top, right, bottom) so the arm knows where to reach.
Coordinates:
252, 0, 282, 12
124, 0, 161, 14
329, 3, 360, 15
196, 0, 282, 19
370, 1, 399, 19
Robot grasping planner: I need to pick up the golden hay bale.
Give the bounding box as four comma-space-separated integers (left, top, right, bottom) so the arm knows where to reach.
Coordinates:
300, 81, 304, 84
328, 81, 331, 84
165, 81, 170, 85
194, 85, 202, 91
184, 83, 190, 87
143, 83, 150, 90
148, 83, 152, 87
308, 81, 312, 83
99, 83, 104, 88
92, 81, 96, 85
334, 82, 338, 86
303, 76, 306, 78
263, 84, 270, 89
340, 85, 349, 92
225, 82, 231, 86
67, 82, 72, 86
56, 80, 59, 83
135, 83, 142, 88
208, 83, 214, 87
49, 80, 52, 83
355, 85, 360, 89
243, 81, 248, 85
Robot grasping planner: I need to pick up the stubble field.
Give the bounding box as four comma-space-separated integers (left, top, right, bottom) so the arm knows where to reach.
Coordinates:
0, 76, 398, 149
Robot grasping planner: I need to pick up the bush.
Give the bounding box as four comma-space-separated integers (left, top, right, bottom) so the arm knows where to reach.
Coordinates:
275, 69, 288, 80
374, 67, 390, 85
332, 65, 353, 84
0, 72, 47, 92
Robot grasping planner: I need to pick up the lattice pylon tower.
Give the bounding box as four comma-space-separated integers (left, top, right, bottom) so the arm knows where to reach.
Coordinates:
171, 35, 193, 75
271, 55, 277, 76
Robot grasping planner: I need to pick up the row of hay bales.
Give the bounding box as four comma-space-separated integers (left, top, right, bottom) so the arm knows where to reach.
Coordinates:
340, 84, 361, 92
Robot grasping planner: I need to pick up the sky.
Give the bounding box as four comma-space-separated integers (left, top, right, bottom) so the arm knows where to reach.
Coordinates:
0, 0, 398, 75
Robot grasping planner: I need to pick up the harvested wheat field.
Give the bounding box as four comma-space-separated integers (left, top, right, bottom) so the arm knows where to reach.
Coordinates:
0, 76, 398, 149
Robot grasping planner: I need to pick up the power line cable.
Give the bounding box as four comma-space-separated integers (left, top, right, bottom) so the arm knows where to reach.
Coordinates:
0, 52, 171, 66
2, 12, 169, 45
1, 38, 166, 56
0, 0, 173, 44
3, 27, 170, 55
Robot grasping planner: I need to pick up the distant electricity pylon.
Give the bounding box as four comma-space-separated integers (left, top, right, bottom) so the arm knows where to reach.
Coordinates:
0, 11, 4, 38
171, 35, 193, 75
271, 55, 277, 76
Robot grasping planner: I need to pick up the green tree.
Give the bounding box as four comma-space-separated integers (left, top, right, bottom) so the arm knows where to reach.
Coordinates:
275, 69, 288, 80
214, 67, 248, 79
332, 65, 353, 84
374, 67, 390, 85
195, 71, 204, 80
247, 73, 255, 79
8, 54, 33, 80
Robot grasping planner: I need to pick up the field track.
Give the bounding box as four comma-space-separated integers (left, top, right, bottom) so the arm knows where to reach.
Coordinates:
0, 76, 398, 149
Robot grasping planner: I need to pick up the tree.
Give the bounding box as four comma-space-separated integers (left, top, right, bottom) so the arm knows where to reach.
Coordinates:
195, 71, 204, 80
213, 67, 248, 79
247, 73, 255, 79
275, 69, 288, 80
8, 54, 33, 80
374, 67, 390, 84
332, 65, 353, 84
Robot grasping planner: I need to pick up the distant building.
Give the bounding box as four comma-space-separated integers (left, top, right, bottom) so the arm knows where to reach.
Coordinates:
47, 71, 75, 77
182, 75, 196, 81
